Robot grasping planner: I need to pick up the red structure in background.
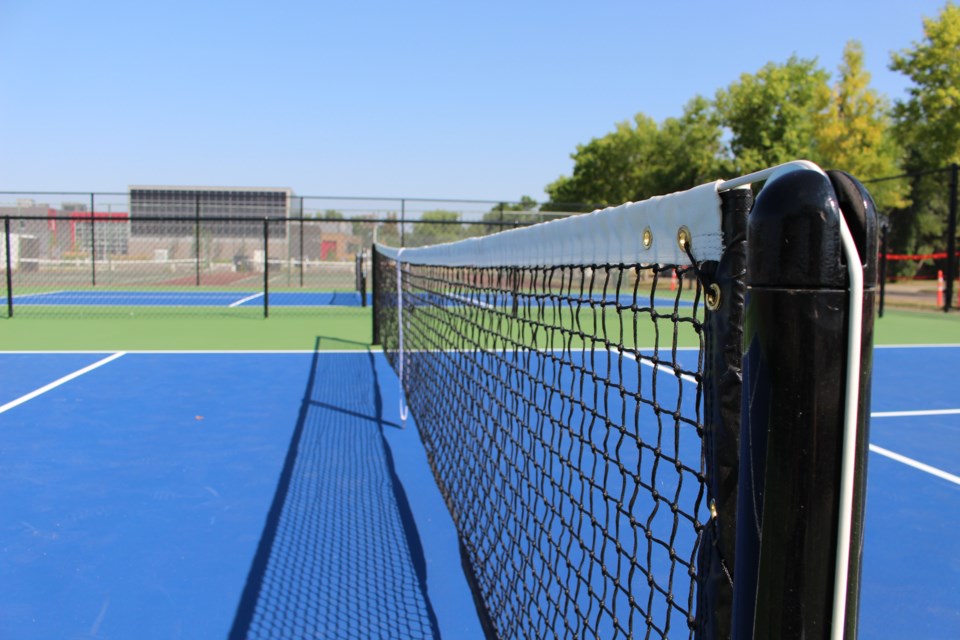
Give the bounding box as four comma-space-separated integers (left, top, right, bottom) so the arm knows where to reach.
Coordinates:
64, 211, 129, 249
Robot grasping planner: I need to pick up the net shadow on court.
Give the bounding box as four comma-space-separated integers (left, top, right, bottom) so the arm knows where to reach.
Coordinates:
228, 342, 440, 639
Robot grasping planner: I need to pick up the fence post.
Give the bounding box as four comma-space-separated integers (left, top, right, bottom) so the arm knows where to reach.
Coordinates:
945, 163, 958, 312
371, 246, 379, 345
299, 196, 305, 287
263, 218, 269, 318
400, 199, 406, 247
879, 224, 888, 318
4, 216, 12, 318
90, 193, 97, 286
195, 193, 201, 286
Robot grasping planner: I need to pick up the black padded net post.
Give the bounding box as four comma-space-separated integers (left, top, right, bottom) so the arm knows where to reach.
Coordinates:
372, 166, 876, 640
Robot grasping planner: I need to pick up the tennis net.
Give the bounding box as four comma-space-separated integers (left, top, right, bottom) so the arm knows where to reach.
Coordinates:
372, 162, 878, 639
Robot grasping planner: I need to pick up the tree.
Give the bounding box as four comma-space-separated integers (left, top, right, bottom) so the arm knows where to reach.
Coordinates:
814, 41, 907, 212
888, 3, 960, 260
891, 3, 960, 169
374, 213, 402, 247
481, 196, 540, 232
544, 114, 660, 209
406, 210, 471, 247
645, 96, 732, 195
715, 56, 831, 174
543, 99, 728, 210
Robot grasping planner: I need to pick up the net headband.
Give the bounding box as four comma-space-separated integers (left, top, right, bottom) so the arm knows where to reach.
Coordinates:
376, 180, 723, 267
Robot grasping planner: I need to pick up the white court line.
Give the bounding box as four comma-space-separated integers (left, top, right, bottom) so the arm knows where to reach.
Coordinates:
0, 352, 126, 415
14, 290, 66, 299
448, 292, 495, 309
0, 349, 343, 355
228, 292, 264, 307
871, 408, 960, 418
621, 351, 699, 384
875, 343, 960, 349
870, 444, 960, 486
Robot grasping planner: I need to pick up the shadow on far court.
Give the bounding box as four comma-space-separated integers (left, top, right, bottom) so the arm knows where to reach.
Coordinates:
228, 338, 439, 639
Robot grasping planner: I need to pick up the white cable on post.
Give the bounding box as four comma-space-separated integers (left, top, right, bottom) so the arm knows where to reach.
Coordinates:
396, 248, 408, 425
830, 213, 864, 640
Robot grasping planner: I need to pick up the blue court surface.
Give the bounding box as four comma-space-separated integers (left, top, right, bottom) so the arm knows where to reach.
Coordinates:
0, 346, 957, 638
10, 290, 364, 307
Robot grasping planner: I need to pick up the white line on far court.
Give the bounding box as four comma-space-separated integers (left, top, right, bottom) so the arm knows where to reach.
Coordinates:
622, 351, 699, 384
869, 444, 960, 486
0, 352, 126, 415
871, 408, 960, 418
228, 292, 263, 308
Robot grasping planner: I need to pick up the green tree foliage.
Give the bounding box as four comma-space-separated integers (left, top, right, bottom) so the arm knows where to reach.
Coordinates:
374, 213, 402, 247
715, 55, 830, 174
544, 114, 660, 210
887, 3, 960, 261
645, 96, 731, 195
406, 210, 472, 247
481, 196, 540, 232
544, 98, 728, 209
814, 41, 907, 212
891, 3, 960, 169
540, 9, 959, 280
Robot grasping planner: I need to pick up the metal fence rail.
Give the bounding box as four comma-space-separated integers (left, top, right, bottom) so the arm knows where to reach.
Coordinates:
0, 213, 538, 318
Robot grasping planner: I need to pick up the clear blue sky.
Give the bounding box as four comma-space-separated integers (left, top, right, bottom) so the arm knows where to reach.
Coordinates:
0, 0, 950, 201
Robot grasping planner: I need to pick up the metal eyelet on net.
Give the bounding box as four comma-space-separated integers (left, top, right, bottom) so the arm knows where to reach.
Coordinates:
642, 227, 653, 249
705, 283, 721, 311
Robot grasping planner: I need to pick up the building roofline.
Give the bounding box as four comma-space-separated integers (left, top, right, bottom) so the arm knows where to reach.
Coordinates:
129, 186, 294, 195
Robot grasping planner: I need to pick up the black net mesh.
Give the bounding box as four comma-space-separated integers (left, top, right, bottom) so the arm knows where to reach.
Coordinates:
374, 251, 712, 639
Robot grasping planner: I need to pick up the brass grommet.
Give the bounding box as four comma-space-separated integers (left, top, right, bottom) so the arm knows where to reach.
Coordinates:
677, 226, 691, 252
642, 227, 653, 249
705, 283, 721, 311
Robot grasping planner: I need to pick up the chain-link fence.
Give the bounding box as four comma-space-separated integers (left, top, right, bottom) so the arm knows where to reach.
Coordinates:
0, 190, 583, 318
863, 164, 959, 313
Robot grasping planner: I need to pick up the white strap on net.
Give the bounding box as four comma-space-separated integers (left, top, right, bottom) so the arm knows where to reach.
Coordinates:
396, 248, 408, 425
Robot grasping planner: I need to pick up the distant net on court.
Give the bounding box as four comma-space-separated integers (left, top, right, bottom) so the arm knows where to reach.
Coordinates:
373, 162, 879, 639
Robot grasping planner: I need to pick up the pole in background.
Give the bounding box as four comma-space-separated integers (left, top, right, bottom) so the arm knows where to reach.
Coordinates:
90, 193, 97, 286
400, 199, 406, 247
299, 196, 305, 288
195, 193, 202, 287
371, 247, 379, 345
4, 216, 13, 318
263, 218, 269, 319
944, 163, 958, 312
879, 224, 888, 318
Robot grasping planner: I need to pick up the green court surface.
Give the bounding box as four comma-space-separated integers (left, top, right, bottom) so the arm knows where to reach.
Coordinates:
0, 310, 373, 351
873, 309, 960, 345
0, 307, 955, 352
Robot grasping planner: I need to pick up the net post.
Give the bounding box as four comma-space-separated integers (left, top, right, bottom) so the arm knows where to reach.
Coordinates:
263, 217, 269, 318
733, 169, 877, 639
944, 163, 958, 312
4, 216, 13, 318
696, 187, 752, 639
357, 252, 367, 307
